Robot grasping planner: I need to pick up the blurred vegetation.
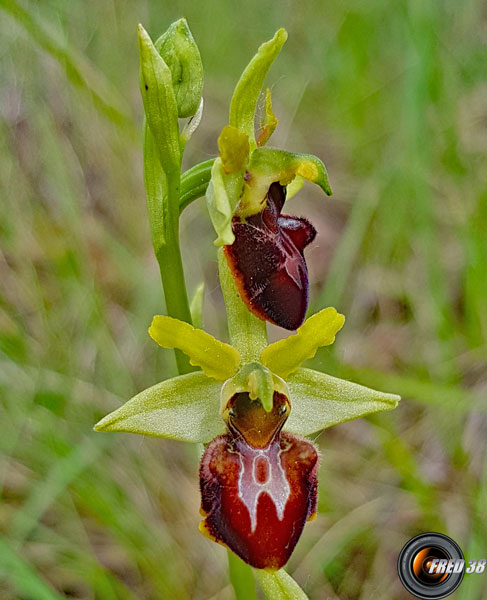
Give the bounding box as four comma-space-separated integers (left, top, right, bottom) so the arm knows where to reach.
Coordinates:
1, 0, 486, 598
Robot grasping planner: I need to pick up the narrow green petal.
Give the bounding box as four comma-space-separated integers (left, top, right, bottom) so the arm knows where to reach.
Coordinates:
94, 372, 225, 443
285, 368, 400, 436
261, 308, 345, 379
238, 148, 332, 217
254, 569, 309, 600
229, 28, 287, 151
257, 88, 278, 147
149, 315, 241, 380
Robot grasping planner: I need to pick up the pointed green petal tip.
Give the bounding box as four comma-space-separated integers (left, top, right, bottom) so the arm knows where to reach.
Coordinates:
149, 315, 241, 380
261, 307, 345, 379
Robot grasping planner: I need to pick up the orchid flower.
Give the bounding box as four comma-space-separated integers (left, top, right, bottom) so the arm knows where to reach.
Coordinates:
95, 253, 399, 570
206, 29, 332, 331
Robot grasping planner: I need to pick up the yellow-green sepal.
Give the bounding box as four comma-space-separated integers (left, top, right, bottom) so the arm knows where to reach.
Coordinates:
261, 307, 345, 379
149, 315, 241, 380
229, 28, 287, 151
285, 367, 400, 435
237, 148, 332, 218
94, 372, 225, 443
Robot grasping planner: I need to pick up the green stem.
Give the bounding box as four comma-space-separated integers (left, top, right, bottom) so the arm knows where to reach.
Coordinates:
228, 551, 258, 600
218, 248, 267, 362
155, 169, 195, 375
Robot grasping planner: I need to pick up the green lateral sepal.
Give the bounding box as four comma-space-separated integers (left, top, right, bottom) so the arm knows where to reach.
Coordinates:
285, 367, 400, 436
94, 372, 225, 443
206, 157, 243, 246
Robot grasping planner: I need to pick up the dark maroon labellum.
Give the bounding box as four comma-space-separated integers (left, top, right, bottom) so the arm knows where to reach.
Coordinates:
199, 392, 318, 570
224, 182, 316, 330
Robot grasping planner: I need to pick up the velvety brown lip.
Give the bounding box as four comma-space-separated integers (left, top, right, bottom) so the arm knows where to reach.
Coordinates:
224, 182, 316, 331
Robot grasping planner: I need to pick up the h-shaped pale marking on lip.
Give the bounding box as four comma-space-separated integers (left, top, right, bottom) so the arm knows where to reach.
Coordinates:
235, 439, 291, 533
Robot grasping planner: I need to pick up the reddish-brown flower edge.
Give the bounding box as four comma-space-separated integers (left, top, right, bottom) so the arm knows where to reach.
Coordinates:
224, 182, 316, 331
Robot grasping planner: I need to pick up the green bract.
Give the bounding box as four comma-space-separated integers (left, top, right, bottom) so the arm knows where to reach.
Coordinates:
254, 569, 309, 600
138, 24, 181, 173
155, 18, 203, 118
94, 306, 400, 441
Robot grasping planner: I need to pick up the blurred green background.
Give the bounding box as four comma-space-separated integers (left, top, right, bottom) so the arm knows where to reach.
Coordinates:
1, 0, 486, 598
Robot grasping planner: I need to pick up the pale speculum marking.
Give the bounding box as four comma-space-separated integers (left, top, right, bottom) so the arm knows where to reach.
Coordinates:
235, 439, 291, 533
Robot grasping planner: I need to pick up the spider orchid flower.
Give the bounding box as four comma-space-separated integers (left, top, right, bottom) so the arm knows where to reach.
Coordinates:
205, 29, 333, 331
94, 306, 399, 570
208, 122, 332, 332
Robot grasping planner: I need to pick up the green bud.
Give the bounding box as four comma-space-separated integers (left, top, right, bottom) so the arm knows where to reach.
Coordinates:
155, 18, 203, 118
138, 24, 180, 173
